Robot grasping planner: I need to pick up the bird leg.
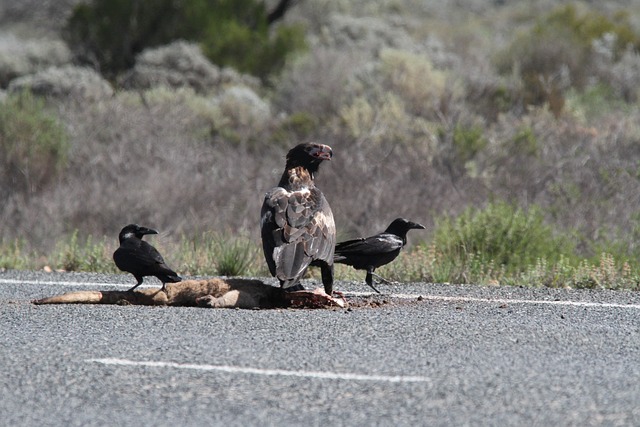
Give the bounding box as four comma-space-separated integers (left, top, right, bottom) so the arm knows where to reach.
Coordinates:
365, 270, 382, 294
320, 262, 334, 295
127, 278, 144, 292
371, 272, 394, 285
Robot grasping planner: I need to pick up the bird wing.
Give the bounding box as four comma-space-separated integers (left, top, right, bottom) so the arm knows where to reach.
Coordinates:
114, 239, 170, 272
335, 233, 404, 256
261, 186, 335, 287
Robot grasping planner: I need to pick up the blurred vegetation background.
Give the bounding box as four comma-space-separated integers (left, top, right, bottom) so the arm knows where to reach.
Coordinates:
1, 0, 640, 288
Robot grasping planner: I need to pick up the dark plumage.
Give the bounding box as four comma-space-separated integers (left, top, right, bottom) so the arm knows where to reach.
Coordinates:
113, 224, 182, 292
261, 142, 336, 294
334, 218, 425, 293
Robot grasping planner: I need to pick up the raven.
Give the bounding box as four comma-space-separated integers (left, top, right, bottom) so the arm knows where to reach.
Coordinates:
261, 142, 336, 294
334, 218, 425, 293
113, 224, 182, 292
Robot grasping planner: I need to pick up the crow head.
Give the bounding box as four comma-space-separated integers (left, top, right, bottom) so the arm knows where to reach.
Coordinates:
384, 218, 426, 240
118, 224, 158, 243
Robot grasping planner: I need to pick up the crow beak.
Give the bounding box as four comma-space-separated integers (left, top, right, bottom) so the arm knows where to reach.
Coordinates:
139, 227, 159, 236
410, 222, 426, 230
310, 144, 333, 161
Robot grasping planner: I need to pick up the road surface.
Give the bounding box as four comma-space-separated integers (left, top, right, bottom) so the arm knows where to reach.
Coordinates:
1, 270, 639, 426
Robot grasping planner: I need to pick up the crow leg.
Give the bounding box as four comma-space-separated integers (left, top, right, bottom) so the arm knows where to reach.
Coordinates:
127, 277, 144, 292
365, 270, 382, 294
371, 272, 393, 285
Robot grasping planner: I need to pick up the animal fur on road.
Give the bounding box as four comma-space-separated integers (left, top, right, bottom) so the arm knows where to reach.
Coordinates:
32, 278, 346, 309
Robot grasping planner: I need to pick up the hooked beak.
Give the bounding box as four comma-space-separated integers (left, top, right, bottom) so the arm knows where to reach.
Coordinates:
309, 144, 333, 161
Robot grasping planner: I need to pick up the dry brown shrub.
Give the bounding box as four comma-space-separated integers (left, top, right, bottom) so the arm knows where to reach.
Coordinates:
273, 47, 358, 118
0, 34, 71, 87
119, 41, 221, 94
480, 107, 640, 255
2, 0, 640, 267
8, 65, 113, 101
0, 88, 278, 250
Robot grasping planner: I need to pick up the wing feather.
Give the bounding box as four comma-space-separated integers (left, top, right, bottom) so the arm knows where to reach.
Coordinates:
335, 233, 403, 256
261, 185, 335, 288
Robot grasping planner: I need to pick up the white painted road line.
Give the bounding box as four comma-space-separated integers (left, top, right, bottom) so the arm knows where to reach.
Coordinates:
0, 278, 146, 288
3, 278, 640, 309
346, 291, 640, 310
86, 358, 431, 383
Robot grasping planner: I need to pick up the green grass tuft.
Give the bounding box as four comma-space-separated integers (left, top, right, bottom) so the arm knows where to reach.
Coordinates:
433, 201, 574, 274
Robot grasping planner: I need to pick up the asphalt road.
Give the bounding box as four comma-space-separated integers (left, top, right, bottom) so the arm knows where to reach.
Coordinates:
1, 270, 639, 426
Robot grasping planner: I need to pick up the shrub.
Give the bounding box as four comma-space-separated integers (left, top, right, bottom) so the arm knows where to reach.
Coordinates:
212, 234, 258, 276
435, 119, 488, 180
176, 232, 258, 276
270, 112, 319, 147
52, 230, 116, 272
495, 4, 640, 115
120, 41, 221, 94
508, 254, 640, 290
8, 65, 113, 101
433, 201, 574, 274
378, 48, 449, 118
604, 47, 640, 102
64, 0, 306, 80
0, 34, 71, 87
0, 238, 34, 270
452, 123, 487, 163
273, 47, 354, 119
0, 91, 69, 195
200, 5, 307, 80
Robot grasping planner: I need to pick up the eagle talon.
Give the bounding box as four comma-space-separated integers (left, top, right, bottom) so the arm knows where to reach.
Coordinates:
284, 287, 346, 309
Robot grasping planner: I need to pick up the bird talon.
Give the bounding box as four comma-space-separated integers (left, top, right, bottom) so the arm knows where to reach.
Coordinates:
332, 290, 348, 306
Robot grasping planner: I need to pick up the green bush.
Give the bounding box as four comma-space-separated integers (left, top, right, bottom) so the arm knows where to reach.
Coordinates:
201, 8, 306, 81
434, 201, 574, 274
0, 92, 69, 195
64, 0, 306, 80
452, 124, 487, 162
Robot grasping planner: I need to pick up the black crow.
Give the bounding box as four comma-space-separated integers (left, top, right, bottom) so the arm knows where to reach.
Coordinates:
334, 218, 425, 293
261, 142, 336, 294
113, 224, 182, 292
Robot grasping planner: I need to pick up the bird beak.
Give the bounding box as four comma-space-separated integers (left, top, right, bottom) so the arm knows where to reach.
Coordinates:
309, 144, 333, 161
410, 222, 426, 230
139, 227, 159, 236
